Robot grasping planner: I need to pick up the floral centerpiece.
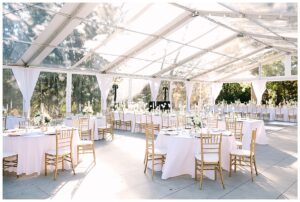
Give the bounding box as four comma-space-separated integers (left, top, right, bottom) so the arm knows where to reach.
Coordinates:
191, 115, 203, 129
34, 111, 51, 126
83, 104, 93, 115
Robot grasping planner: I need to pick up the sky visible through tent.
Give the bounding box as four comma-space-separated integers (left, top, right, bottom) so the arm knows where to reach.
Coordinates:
2, 2, 298, 82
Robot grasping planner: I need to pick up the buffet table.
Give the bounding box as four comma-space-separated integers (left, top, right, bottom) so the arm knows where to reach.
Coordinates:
3, 127, 80, 176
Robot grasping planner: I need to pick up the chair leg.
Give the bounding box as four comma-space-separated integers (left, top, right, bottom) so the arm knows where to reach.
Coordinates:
195, 159, 197, 181
200, 164, 204, 190
218, 164, 225, 189
250, 158, 254, 182
229, 154, 232, 177
215, 167, 217, 181
92, 145, 96, 163
144, 154, 148, 174
54, 156, 58, 180
253, 156, 258, 176
152, 156, 154, 178
62, 156, 64, 171
70, 153, 76, 175
234, 156, 237, 173
45, 154, 47, 176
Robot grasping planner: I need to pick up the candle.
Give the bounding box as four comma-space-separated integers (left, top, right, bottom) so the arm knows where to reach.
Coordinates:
10, 100, 12, 109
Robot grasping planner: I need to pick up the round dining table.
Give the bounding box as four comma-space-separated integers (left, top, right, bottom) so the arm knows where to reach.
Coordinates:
2, 126, 80, 176
151, 128, 237, 180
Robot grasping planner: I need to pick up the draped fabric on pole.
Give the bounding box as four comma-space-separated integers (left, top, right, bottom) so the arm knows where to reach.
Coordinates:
185, 81, 193, 112
12, 68, 40, 118
149, 79, 161, 102
169, 81, 173, 110
96, 75, 113, 112
212, 82, 223, 104
66, 73, 72, 115
252, 80, 267, 105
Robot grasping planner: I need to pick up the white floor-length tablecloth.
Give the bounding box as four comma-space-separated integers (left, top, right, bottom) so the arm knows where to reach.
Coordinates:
3, 127, 80, 175
218, 119, 268, 150
153, 129, 237, 180
64, 116, 106, 140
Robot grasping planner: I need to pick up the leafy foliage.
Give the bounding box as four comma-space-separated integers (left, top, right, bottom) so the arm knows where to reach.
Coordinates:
216, 83, 251, 104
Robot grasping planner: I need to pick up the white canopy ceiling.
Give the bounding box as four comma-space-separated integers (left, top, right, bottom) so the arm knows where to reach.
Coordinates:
3, 2, 298, 82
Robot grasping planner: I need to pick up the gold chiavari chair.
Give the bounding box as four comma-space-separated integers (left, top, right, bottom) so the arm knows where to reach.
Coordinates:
262, 106, 270, 121
146, 113, 160, 133
134, 112, 144, 132
112, 112, 121, 129
161, 114, 169, 129
177, 114, 186, 128
98, 112, 114, 141
3, 152, 18, 178
119, 111, 132, 131
206, 115, 218, 129
275, 107, 284, 121
19, 120, 31, 129
45, 128, 75, 180
250, 107, 260, 119
169, 115, 177, 128
229, 129, 258, 182
225, 117, 243, 149
288, 108, 297, 122
195, 132, 225, 189
77, 117, 96, 163
144, 124, 166, 178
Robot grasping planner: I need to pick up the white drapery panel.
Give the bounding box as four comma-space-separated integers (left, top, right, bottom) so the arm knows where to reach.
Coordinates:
149, 79, 161, 101
252, 80, 267, 105
66, 73, 72, 114
212, 82, 223, 104
96, 75, 113, 111
169, 81, 173, 110
185, 81, 193, 112
12, 68, 40, 118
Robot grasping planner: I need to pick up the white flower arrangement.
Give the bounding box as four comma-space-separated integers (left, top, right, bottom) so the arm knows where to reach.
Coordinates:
191, 115, 203, 128
83, 105, 93, 115
34, 111, 51, 126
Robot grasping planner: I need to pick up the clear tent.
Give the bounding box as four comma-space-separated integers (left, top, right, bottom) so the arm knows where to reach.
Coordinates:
3, 2, 297, 81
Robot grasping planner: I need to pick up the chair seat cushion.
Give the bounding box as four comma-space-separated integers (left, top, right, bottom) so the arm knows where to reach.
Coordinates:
78, 140, 93, 145
230, 149, 251, 157
195, 153, 219, 163
3, 151, 17, 158
46, 148, 70, 156
151, 147, 167, 155
235, 140, 243, 146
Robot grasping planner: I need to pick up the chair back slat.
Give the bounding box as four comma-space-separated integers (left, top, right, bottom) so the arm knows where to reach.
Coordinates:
145, 124, 155, 153
56, 128, 74, 152
79, 117, 93, 141
225, 117, 243, 142
200, 133, 222, 159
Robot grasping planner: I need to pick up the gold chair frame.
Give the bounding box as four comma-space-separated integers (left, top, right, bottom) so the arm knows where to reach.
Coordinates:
195, 133, 225, 189
45, 128, 75, 180
229, 129, 258, 182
